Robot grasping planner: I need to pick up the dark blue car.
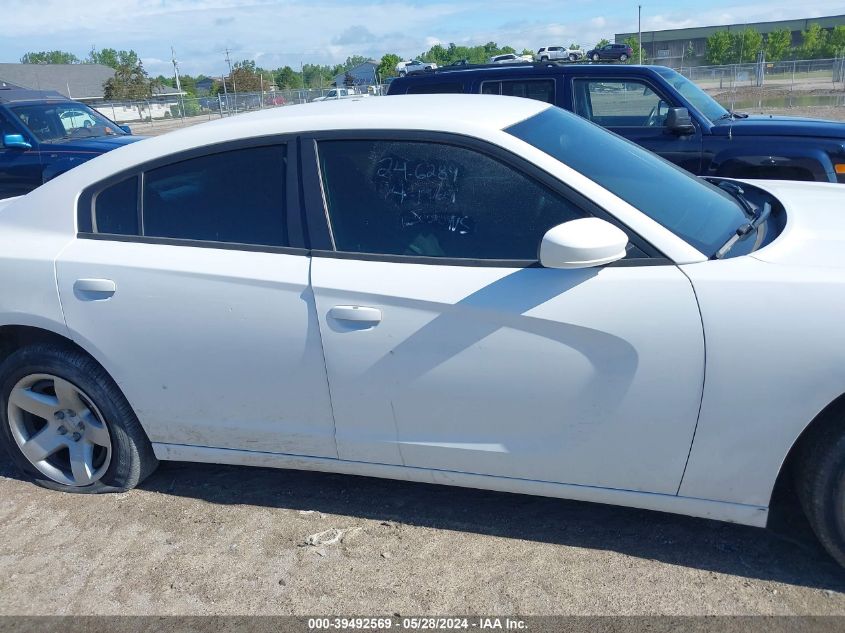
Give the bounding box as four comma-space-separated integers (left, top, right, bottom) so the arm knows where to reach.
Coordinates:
0, 88, 144, 199
387, 63, 845, 184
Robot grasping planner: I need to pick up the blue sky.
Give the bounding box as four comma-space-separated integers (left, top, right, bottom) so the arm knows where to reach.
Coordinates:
3, 0, 844, 76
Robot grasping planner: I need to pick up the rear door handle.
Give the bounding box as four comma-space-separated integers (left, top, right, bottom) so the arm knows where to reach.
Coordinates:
329, 305, 382, 324
73, 278, 116, 301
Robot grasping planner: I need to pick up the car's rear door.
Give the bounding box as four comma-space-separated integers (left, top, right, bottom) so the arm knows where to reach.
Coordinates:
55, 139, 337, 457
304, 131, 705, 494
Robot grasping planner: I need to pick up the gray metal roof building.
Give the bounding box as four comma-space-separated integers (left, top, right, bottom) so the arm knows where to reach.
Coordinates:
0, 63, 116, 101
616, 14, 845, 64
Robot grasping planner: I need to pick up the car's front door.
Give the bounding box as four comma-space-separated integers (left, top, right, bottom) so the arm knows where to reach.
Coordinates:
570, 77, 703, 174
56, 142, 337, 457
0, 110, 42, 199
306, 134, 705, 494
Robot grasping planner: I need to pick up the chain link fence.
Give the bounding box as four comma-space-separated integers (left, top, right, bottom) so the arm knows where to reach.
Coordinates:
678, 56, 845, 92
92, 85, 388, 131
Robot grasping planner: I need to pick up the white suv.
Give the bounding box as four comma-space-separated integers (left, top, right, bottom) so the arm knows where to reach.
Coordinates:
536, 46, 584, 62
395, 59, 438, 76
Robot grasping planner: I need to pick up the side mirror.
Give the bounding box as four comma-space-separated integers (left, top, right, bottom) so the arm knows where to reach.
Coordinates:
3, 134, 32, 149
119, 125, 132, 134
539, 218, 628, 269
665, 107, 695, 135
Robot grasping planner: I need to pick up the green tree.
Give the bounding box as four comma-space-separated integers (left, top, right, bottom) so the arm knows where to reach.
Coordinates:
377, 53, 401, 80
570, 43, 581, 50
343, 55, 369, 70
705, 30, 733, 64
274, 66, 303, 89
20, 50, 79, 64
103, 59, 154, 100
800, 22, 829, 59
87, 48, 140, 69
225, 60, 262, 92
825, 25, 845, 56
594, 38, 611, 49
623, 35, 643, 63
732, 27, 763, 63
765, 28, 792, 61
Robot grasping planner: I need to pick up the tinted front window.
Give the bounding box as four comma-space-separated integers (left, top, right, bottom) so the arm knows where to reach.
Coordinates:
142, 145, 287, 246
507, 107, 745, 256
95, 176, 138, 235
653, 67, 728, 122
573, 79, 668, 127
317, 139, 585, 260
11, 103, 124, 142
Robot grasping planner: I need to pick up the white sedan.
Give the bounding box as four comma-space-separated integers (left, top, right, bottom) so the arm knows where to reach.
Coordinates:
1, 95, 845, 567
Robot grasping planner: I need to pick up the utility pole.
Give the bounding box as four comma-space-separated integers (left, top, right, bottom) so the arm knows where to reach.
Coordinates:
171, 46, 186, 120
638, 5, 643, 65
225, 48, 237, 112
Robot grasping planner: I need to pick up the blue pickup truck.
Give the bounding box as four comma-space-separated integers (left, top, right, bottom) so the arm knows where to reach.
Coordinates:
387, 63, 845, 184
0, 88, 143, 199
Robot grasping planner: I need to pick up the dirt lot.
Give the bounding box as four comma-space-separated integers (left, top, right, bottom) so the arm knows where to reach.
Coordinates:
1, 454, 844, 616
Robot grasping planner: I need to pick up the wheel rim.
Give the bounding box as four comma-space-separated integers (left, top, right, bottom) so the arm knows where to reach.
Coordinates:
621, 54, 628, 61
593, 54, 599, 61
7, 374, 112, 487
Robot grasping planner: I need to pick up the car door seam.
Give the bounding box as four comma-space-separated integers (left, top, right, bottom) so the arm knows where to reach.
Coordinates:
675, 265, 707, 496
307, 259, 341, 460
52, 235, 78, 335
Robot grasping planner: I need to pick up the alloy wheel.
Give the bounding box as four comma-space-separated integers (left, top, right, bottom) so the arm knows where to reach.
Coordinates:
7, 373, 112, 486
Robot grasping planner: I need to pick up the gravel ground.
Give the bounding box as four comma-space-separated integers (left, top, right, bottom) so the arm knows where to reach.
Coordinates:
1, 455, 844, 616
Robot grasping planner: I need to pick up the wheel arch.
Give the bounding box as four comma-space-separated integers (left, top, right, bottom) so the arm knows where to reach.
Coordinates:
767, 391, 845, 527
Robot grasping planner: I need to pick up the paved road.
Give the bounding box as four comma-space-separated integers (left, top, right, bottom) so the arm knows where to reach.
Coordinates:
1, 456, 844, 616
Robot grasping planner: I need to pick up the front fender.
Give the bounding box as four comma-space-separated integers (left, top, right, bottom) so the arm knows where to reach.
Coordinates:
41, 152, 98, 183
704, 136, 841, 182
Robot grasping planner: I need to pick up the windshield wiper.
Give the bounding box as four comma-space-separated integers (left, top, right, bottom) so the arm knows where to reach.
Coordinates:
716, 180, 755, 218
716, 110, 749, 121
714, 201, 772, 259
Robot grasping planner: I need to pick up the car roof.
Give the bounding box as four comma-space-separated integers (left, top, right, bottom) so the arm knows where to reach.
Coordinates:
388, 62, 657, 90
0, 88, 72, 105
23, 94, 550, 194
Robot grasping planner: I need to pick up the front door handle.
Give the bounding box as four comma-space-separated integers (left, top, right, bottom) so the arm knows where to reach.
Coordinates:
329, 305, 382, 324
73, 278, 116, 301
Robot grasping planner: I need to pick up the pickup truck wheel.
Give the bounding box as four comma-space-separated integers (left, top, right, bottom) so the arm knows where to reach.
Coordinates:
569, 54, 578, 62
795, 421, 845, 567
540, 56, 549, 62
592, 53, 600, 61
0, 344, 158, 494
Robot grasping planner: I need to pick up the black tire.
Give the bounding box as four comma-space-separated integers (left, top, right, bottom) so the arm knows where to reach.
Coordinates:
0, 343, 158, 493
795, 421, 845, 567
569, 54, 578, 62
540, 56, 549, 62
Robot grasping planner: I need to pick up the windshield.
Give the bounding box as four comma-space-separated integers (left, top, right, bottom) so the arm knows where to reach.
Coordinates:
506, 107, 746, 256
652, 67, 728, 122
10, 102, 125, 143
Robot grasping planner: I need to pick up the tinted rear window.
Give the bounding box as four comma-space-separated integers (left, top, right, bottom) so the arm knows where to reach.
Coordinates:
142, 145, 287, 246
94, 176, 138, 235
406, 83, 463, 95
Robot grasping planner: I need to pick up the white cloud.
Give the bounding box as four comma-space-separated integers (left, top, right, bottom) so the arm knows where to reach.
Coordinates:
2, 0, 843, 76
